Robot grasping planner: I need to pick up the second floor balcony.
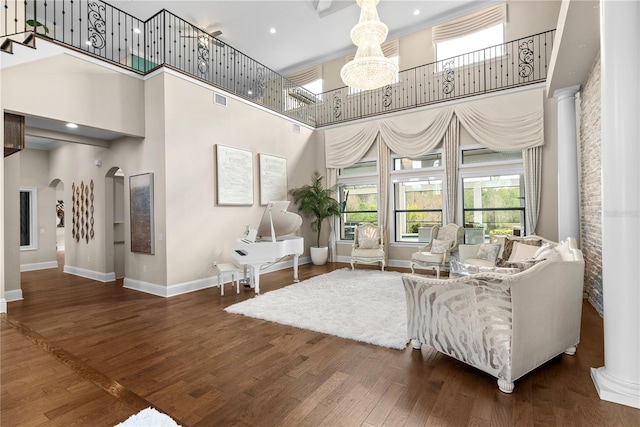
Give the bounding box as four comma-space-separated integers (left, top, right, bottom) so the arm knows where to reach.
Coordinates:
1, 0, 555, 128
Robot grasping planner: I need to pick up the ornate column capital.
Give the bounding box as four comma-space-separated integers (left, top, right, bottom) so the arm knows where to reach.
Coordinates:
553, 85, 581, 102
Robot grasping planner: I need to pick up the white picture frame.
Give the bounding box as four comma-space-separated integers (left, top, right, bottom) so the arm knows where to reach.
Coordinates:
259, 153, 288, 205
216, 144, 254, 206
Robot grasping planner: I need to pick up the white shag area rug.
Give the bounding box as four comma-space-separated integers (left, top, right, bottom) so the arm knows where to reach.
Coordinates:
224, 268, 409, 350
115, 407, 180, 427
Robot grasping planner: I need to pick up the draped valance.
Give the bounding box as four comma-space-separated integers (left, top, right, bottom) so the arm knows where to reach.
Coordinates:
324, 88, 544, 168
432, 2, 507, 44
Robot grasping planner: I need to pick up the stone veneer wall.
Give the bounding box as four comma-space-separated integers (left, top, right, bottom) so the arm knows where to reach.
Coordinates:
578, 53, 603, 316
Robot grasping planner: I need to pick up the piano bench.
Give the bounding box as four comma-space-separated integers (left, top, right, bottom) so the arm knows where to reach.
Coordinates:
214, 263, 241, 296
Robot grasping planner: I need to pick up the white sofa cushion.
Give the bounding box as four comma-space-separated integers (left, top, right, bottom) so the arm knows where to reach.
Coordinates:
534, 243, 562, 261
509, 241, 541, 261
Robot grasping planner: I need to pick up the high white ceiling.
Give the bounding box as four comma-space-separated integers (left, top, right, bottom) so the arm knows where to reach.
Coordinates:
110, 0, 495, 74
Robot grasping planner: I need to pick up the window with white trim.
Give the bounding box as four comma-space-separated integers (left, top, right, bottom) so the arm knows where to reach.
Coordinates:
338, 160, 378, 240
392, 152, 444, 243
459, 146, 524, 239
436, 23, 505, 66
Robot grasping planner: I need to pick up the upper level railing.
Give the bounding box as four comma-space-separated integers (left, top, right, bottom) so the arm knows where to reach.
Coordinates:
315, 29, 555, 127
1, 1, 554, 129
1, 0, 318, 126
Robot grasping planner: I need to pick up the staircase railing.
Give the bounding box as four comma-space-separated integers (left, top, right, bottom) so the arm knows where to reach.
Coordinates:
1, 1, 554, 129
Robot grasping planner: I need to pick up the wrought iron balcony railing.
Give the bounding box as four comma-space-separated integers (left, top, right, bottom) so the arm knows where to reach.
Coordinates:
315, 30, 555, 127
1, 1, 554, 129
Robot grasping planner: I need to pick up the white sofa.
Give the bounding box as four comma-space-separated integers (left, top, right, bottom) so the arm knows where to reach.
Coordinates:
402, 237, 585, 393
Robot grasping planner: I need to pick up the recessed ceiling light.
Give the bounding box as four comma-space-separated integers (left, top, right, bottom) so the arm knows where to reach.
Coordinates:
85, 40, 92, 46
133, 28, 141, 34
269, 27, 276, 34
413, 9, 420, 16
66, 123, 78, 129
248, 90, 253, 95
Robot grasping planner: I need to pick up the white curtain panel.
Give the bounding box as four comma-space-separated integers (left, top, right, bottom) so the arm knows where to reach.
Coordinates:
377, 138, 390, 262
455, 103, 544, 150
325, 123, 379, 168
325, 89, 544, 169
523, 146, 543, 235
326, 167, 339, 262
379, 107, 454, 157
443, 114, 460, 224
323, 88, 545, 236
432, 2, 507, 44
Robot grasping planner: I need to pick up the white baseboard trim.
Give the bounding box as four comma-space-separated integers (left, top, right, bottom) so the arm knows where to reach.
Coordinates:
20, 261, 58, 272
0, 299, 6, 313
4, 289, 24, 302
123, 257, 312, 298
63, 265, 116, 283
591, 367, 640, 409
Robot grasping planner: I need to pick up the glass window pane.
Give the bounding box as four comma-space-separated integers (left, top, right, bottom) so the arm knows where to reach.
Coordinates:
463, 175, 522, 209
394, 179, 443, 242
462, 148, 522, 164
393, 154, 442, 170
436, 24, 504, 63
462, 175, 524, 237
338, 161, 377, 176
340, 184, 377, 240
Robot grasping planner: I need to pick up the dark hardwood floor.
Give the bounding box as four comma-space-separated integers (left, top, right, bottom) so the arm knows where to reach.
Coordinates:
2, 253, 639, 426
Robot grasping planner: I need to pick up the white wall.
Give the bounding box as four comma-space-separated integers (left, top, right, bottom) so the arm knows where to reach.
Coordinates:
162, 73, 320, 286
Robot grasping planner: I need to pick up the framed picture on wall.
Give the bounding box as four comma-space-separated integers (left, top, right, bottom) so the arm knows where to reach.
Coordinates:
259, 153, 287, 205
216, 144, 254, 205
130, 172, 155, 254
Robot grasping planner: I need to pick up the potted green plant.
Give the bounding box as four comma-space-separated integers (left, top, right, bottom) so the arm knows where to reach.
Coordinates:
289, 171, 342, 265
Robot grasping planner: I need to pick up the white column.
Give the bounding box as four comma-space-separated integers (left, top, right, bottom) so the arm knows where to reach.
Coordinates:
553, 86, 580, 242
591, 0, 640, 409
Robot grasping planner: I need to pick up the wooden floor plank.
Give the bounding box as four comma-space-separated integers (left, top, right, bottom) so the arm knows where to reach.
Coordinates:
2, 254, 640, 426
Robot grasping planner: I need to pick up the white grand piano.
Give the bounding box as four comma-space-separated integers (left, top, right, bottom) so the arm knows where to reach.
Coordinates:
232, 201, 304, 295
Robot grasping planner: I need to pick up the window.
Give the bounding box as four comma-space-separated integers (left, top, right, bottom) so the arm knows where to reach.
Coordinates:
302, 78, 322, 95
462, 174, 525, 238
393, 153, 441, 170
436, 23, 504, 67
394, 178, 443, 242
20, 188, 38, 250
462, 147, 522, 165
392, 153, 444, 242
339, 184, 378, 240
338, 161, 378, 240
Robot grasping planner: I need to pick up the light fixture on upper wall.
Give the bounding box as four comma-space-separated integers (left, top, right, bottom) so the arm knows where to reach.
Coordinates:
340, 0, 398, 91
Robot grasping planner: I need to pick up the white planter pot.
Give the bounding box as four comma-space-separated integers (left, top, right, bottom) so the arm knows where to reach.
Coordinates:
310, 246, 329, 265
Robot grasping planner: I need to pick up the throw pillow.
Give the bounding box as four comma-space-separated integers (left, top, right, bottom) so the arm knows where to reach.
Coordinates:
430, 239, 451, 254
509, 241, 541, 262
358, 236, 379, 249
500, 237, 542, 263
534, 243, 562, 261
476, 243, 501, 262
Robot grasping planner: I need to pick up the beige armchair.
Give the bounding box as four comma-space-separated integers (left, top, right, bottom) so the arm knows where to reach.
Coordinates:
410, 223, 464, 278
351, 223, 385, 271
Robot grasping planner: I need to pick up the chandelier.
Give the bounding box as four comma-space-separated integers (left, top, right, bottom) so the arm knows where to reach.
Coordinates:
341, 0, 398, 91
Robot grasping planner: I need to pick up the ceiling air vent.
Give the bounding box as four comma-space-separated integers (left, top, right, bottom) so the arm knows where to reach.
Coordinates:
214, 92, 227, 107
292, 123, 301, 134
